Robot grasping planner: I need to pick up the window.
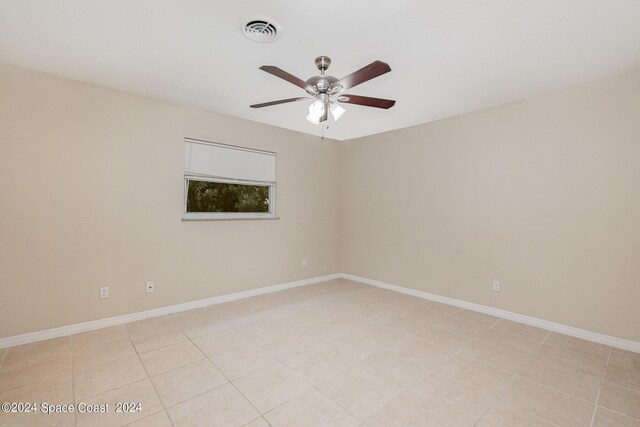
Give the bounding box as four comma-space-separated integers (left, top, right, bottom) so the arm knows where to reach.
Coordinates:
183, 138, 276, 220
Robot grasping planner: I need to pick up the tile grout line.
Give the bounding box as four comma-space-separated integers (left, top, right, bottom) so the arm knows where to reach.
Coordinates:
596, 406, 640, 423
241, 322, 371, 422
242, 416, 272, 427
170, 315, 252, 422
514, 373, 602, 405
517, 355, 607, 395
187, 321, 266, 425
338, 314, 487, 424
472, 406, 491, 427
325, 297, 515, 423
227, 369, 266, 418
124, 320, 175, 427
70, 343, 162, 411
264, 383, 319, 422
488, 318, 553, 343
534, 332, 548, 353
439, 324, 614, 409
226, 380, 264, 421
459, 369, 593, 427
241, 293, 407, 423
0, 341, 78, 400
602, 347, 613, 385
539, 339, 613, 361
160, 374, 230, 423
134, 335, 190, 355
589, 388, 602, 427
429, 308, 533, 373
305, 303, 407, 414
472, 374, 533, 427
310, 383, 367, 423
0, 372, 71, 395
606, 359, 640, 372
130, 326, 191, 355
596, 379, 640, 394
532, 414, 562, 427
483, 326, 619, 406
70, 334, 167, 420
242, 415, 264, 427
430, 328, 517, 426
588, 347, 613, 427
347, 313, 511, 426
70, 335, 77, 427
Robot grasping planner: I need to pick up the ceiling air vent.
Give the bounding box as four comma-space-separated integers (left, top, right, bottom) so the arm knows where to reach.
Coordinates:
241, 16, 281, 43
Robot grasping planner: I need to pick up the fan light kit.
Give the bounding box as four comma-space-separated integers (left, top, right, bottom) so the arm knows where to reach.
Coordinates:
251, 56, 395, 125
306, 99, 325, 124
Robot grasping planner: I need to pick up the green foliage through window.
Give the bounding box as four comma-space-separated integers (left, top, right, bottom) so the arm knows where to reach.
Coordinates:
186, 180, 270, 213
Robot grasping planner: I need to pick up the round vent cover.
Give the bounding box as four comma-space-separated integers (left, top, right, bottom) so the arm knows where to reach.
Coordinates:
241, 16, 281, 43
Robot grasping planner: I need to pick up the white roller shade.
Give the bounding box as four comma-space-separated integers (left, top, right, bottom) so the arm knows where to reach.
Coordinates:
184, 139, 276, 183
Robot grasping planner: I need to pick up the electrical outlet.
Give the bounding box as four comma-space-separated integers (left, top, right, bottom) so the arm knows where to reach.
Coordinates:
145, 281, 154, 293
99, 286, 109, 299
492, 281, 501, 292
302, 258, 308, 267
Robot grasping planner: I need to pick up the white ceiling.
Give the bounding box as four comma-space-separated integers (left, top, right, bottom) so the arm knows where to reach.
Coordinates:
1, 1, 640, 141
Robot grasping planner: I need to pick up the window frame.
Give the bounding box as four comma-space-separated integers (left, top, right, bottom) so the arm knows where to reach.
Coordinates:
183, 175, 276, 220
182, 138, 277, 221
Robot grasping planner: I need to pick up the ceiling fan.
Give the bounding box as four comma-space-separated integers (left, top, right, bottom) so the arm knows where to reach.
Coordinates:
250, 56, 395, 124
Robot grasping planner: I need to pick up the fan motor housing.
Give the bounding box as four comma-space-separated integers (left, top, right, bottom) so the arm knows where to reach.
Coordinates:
306, 75, 338, 93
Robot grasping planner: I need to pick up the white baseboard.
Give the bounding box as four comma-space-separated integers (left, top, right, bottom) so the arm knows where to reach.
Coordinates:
341, 273, 640, 353
0, 273, 341, 349
3, 272, 638, 354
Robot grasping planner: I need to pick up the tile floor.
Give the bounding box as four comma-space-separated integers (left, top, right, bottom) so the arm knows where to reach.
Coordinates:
0, 279, 638, 426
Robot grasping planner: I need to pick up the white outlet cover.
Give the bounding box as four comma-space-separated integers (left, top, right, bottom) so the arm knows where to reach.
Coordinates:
145, 281, 154, 293
492, 281, 501, 292
302, 258, 308, 267
99, 286, 109, 299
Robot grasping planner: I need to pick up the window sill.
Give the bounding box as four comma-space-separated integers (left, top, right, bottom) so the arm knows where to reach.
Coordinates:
181, 216, 280, 222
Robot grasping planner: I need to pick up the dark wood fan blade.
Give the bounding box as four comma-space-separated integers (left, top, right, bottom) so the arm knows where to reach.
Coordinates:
338, 94, 396, 109
334, 61, 391, 91
259, 66, 315, 93
250, 97, 308, 108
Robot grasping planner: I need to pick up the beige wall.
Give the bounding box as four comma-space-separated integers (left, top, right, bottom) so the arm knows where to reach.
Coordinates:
340, 71, 640, 342
0, 63, 340, 338
2, 62, 639, 343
